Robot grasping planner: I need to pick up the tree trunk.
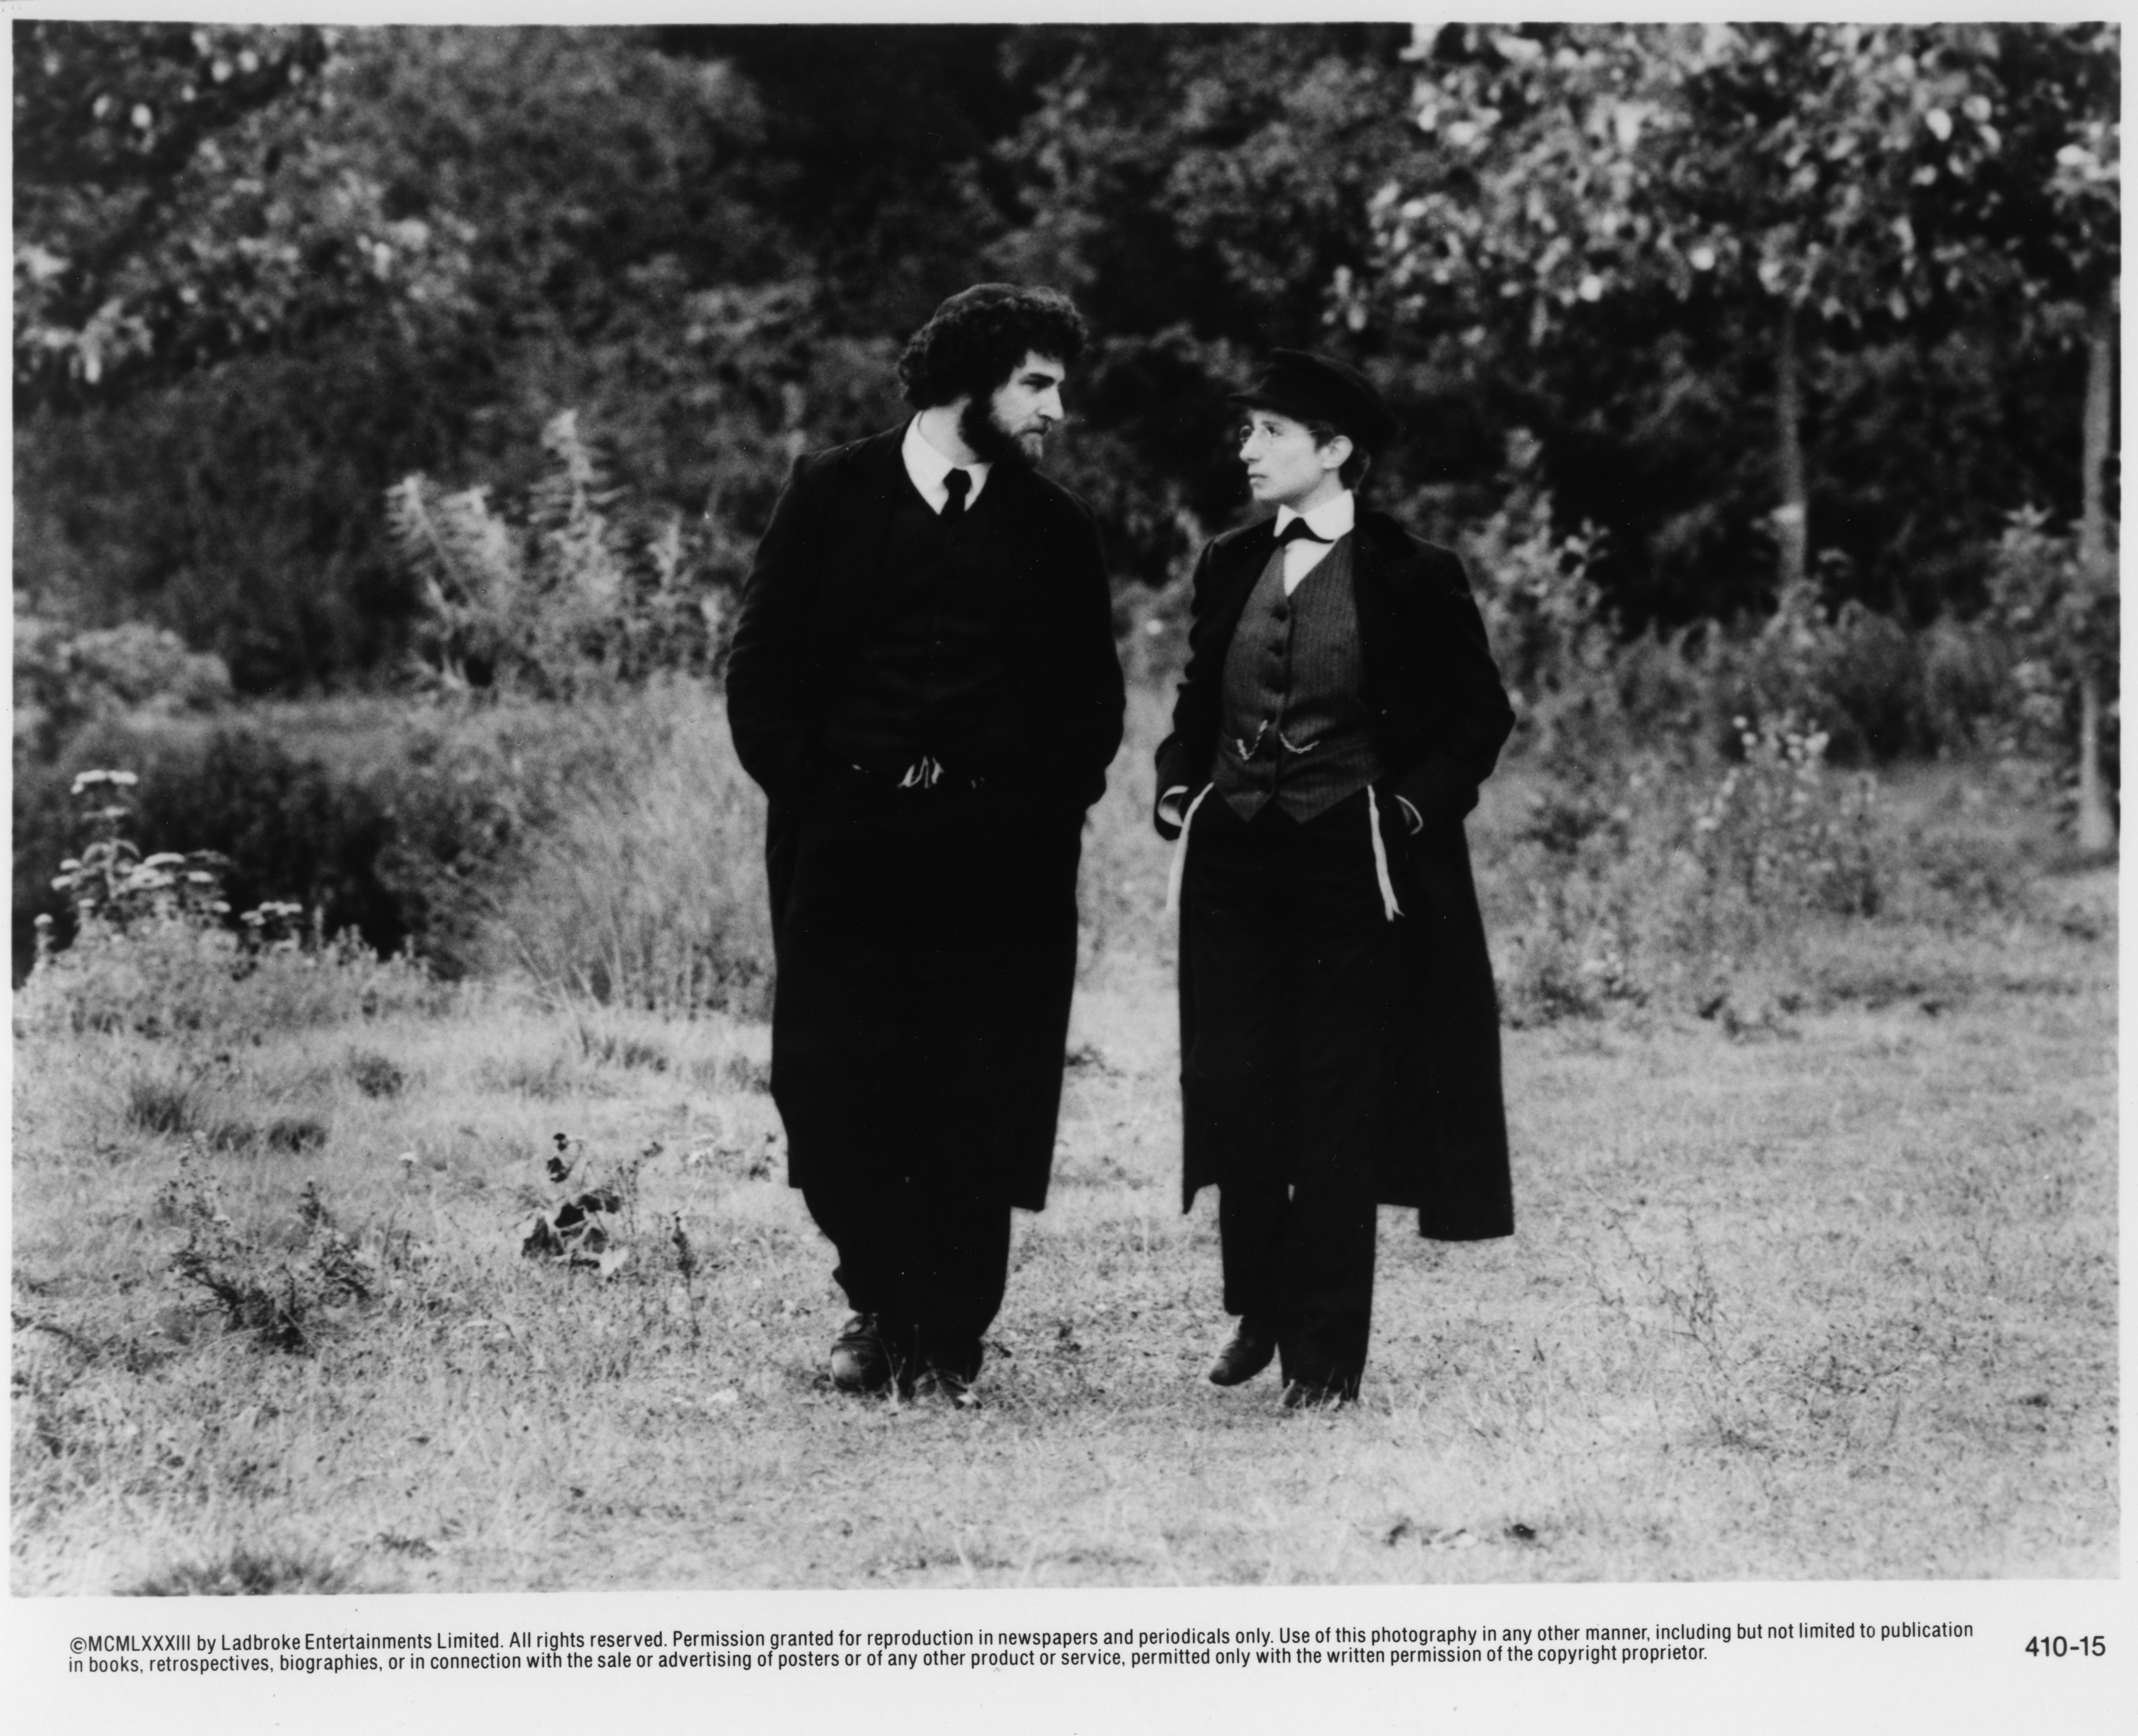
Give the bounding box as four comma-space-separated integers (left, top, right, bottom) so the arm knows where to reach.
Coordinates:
2074, 286, 2116, 855
1773, 300, 1810, 596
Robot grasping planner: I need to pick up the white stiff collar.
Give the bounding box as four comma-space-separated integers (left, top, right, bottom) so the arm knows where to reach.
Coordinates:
902, 416, 991, 513
1273, 490, 1355, 544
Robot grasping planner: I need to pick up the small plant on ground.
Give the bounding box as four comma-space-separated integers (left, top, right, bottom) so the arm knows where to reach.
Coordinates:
162, 1153, 375, 1352
346, 1048, 406, 1098
518, 1131, 643, 1276
670, 1212, 704, 1343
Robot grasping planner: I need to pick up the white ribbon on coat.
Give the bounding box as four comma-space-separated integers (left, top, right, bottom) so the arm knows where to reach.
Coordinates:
1366, 786, 1402, 922
1162, 784, 1215, 918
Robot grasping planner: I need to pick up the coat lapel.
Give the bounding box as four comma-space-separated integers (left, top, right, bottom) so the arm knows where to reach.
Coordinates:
810, 427, 910, 643
1205, 521, 1279, 659
1348, 513, 1421, 719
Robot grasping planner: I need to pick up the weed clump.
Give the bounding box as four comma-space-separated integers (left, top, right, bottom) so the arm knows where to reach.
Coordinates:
518, 1132, 643, 1276
262, 1116, 331, 1154
125, 1073, 203, 1137
162, 1157, 374, 1352
346, 1049, 406, 1098
131, 1547, 355, 1597
669, 1212, 704, 1342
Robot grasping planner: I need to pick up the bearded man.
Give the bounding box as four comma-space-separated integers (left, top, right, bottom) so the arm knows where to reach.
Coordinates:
727, 284, 1125, 1405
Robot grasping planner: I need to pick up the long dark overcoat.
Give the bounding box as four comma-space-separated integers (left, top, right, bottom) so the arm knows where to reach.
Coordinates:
1155, 509, 1516, 1240
726, 426, 1124, 1211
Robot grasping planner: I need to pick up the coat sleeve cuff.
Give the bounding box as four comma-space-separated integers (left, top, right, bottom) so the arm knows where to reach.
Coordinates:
1154, 784, 1194, 840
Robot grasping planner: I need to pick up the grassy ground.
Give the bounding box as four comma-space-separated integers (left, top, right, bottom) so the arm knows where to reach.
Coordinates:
10, 749, 2117, 1593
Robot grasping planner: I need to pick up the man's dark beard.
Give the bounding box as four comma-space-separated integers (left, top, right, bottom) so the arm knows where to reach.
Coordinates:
959, 394, 1038, 470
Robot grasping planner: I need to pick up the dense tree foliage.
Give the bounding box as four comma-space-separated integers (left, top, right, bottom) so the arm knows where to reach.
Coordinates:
13, 23, 472, 401
13, 22, 2118, 706
1370, 25, 2026, 591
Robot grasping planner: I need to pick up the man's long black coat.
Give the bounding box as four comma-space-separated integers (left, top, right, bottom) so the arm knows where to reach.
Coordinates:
1155, 509, 1516, 1240
727, 426, 1125, 1211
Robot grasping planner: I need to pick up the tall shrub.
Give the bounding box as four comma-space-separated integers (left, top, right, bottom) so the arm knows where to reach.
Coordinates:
387, 411, 727, 696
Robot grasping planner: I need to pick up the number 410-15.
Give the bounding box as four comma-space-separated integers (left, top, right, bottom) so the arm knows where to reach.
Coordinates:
2025, 1636, 2105, 1658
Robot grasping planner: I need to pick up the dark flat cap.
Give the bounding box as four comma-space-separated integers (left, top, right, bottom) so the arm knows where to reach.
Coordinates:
1228, 349, 1398, 451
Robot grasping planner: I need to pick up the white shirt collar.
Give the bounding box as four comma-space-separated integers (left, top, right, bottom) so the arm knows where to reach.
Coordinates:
902, 415, 991, 514
1273, 490, 1355, 544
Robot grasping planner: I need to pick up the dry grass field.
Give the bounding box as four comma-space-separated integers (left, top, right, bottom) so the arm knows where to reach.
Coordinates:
10, 716, 2117, 1595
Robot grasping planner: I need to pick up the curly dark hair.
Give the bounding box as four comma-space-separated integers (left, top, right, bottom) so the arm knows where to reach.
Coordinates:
897, 284, 1089, 410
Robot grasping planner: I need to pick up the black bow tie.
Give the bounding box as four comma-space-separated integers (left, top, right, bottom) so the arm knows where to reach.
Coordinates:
1277, 518, 1330, 546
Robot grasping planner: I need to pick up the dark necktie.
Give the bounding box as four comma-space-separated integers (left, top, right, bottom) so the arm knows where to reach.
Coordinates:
1276, 517, 1329, 546
942, 468, 970, 524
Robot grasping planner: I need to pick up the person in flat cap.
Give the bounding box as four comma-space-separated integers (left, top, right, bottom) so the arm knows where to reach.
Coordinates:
1153, 348, 1515, 1409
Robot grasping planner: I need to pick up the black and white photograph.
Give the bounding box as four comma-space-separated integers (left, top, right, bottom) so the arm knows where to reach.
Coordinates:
7, 8, 2125, 1727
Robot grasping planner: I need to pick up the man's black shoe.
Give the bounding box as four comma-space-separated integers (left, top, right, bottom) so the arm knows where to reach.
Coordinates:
911, 1364, 977, 1409
1207, 1323, 1278, 1387
1280, 1376, 1351, 1412
829, 1313, 893, 1393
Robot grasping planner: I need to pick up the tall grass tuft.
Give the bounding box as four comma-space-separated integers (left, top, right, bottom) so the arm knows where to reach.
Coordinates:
477, 680, 773, 1014
130, 1548, 357, 1597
